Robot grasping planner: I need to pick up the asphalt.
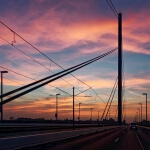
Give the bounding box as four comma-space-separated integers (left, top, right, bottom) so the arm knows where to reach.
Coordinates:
40, 126, 148, 150
1, 125, 150, 150
0, 126, 118, 150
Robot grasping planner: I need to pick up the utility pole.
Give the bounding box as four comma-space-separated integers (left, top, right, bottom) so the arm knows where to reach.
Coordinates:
98, 111, 100, 121
55, 93, 60, 121
139, 103, 142, 123
118, 13, 122, 125
136, 112, 138, 122
73, 87, 75, 130
142, 93, 147, 125
78, 103, 82, 121
137, 108, 140, 124
90, 108, 93, 121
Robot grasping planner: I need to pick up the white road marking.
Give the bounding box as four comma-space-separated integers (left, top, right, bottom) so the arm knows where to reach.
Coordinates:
115, 138, 119, 143
135, 133, 144, 150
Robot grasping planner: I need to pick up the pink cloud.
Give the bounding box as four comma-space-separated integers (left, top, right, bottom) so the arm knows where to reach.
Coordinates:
0, 0, 150, 121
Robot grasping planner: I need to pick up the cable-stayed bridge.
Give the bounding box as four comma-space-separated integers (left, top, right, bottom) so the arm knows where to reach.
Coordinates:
0, 0, 149, 149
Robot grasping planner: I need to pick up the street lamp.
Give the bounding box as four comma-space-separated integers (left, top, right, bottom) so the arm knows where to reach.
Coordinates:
137, 108, 140, 124
139, 103, 142, 123
90, 108, 93, 121
142, 93, 147, 125
1, 71, 8, 122
78, 103, 82, 121
55, 93, 60, 121
98, 111, 100, 121
136, 112, 138, 122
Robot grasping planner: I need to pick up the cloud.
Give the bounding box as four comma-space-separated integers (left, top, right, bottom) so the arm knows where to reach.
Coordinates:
4, 96, 105, 120
1, 0, 150, 121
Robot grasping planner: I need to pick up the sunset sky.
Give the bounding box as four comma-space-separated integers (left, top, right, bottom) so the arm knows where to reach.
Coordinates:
0, 0, 150, 123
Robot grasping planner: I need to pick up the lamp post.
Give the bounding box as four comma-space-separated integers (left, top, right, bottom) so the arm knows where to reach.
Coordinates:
139, 103, 142, 123
78, 103, 82, 121
90, 108, 93, 121
98, 111, 100, 121
1, 71, 8, 122
73, 87, 75, 130
137, 108, 140, 124
55, 93, 60, 121
142, 93, 147, 125
136, 112, 138, 122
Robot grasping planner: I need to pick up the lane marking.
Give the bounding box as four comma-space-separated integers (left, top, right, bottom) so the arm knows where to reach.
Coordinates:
135, 133, 144, 150
115, 138, 119, 143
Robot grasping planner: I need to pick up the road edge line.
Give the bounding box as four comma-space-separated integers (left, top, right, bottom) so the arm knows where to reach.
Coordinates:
135, 132, 144, 150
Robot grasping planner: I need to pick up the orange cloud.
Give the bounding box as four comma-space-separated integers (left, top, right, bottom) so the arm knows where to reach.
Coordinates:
1, 0, 150, 122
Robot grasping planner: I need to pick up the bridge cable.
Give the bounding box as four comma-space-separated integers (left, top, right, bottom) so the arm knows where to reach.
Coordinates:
0, 48, 117, 105
0, 20, 105, 103
100, 77, 118, 121
0, 48, 117, 99
104, 81, 117, 120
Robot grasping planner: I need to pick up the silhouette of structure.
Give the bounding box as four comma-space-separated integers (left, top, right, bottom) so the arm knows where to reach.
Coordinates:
118, 13, 122, 125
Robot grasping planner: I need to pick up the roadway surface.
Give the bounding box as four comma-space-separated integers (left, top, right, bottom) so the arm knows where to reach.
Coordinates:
0, 125, 150, 150
0, 126, 118, 150
0, 123, 99, 137
34, 126, 150, 150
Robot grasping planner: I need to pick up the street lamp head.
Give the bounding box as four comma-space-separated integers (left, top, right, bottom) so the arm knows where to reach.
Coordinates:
84, 96, 92, 97
56, 93, 60, 96
1, 71, 8, 74
79, 103, 82, 105
142, 93, 147, 95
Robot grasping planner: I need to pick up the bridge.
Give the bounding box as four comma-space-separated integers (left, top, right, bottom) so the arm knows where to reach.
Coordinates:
0, 0, 149, 149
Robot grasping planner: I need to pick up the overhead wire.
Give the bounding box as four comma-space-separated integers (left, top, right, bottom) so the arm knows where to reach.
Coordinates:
3, 77, 54, 97
0, 20, 105, 103
0, 2, 122, 120
0, 37, 78, 89
105, 0, 118, 18
109, 0, 118, 15
1, 48, 117, 100
4, 73, 87, 109
0, 36, 73, 96
6, 78, 89, 105
0, 65, 71, 96
0, 36, 98, 105
0, 48, 117, 105
1, 3, 119, 118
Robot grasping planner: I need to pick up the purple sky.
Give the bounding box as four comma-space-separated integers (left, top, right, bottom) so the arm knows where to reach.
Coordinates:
0, 0, 150, 122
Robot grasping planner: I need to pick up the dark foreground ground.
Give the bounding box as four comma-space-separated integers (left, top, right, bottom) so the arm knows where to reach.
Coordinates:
33, 126, 149, 150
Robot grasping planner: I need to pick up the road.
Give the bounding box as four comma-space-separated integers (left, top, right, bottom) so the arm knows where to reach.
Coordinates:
0, 122, 100, 137
0, 125, 150, 150
36, 126, 150, 150
0, 126, 118, 150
